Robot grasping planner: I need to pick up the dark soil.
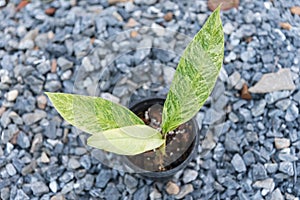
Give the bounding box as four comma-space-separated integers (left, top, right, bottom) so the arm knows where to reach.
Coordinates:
127, 103, 196, 172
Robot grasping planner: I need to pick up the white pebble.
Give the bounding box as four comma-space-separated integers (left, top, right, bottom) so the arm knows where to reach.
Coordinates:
6, 90, 19, 101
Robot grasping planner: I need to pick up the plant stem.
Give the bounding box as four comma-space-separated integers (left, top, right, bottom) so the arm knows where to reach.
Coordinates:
157, 144, 165, 171
160, 131, 169, 155
155, 132, 167, 170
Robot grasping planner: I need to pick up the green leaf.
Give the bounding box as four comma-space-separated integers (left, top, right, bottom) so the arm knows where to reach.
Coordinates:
87, 125, 164, 155
162, 6, 224, 133
45, 92, 144, 134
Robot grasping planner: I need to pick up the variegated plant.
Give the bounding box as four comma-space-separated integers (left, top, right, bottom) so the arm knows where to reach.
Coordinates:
46, 7, 224, 156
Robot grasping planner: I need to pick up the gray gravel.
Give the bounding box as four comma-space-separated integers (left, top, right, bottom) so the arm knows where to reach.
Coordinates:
0, 0, 300, 199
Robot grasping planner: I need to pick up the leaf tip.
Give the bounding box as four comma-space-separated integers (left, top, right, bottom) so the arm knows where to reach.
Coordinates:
215, 4, 221, 14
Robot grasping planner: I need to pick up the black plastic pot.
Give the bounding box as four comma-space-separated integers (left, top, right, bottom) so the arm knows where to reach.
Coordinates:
123, 97, 199, 180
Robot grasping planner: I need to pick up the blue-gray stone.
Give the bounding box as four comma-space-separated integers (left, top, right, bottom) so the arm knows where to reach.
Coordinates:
46, 43, 67, 57
252, 163, 267, 181
238, 190, 249, 200
17, 132, 30, 149
0, 187, 10, 200
104, 183, 121, 200
68, 157, 81, 170
246, 132, 259, 143
59, 171, 74, 183
237, 24, 256, 37
239, 108, 252, 122
30, 181, 49, 196
233, 100, 247, 110
203, 108, 225, 125
279, 162, 294, 176
241, 50, 255, 62
22, 110, 46, 125
0, 110, 10, 128
0, 55, 13, 71
213, 143, 225, 161
80, 155, 91, 170
133, 186, 149, 200
224, 132, 239, 152
133, 49, 150, 65
95, 18, 107, 33
293, 90, 300, 104
243, 11, 255, 23
183, 169, 198, 183
57, 57, 73, 71
275, 99, 291, 111
44, 120, 57, 139
73, 38, 91, 58
153, 48, 175, 63
15, 189, 29, 200
6, 163, 17, 176
285, 102, 299, 122
251, 99, 266, 117
231, 154, 246, 173
293, 182, 300, 197
82, 174, 94, 190
265, 163, 278, 174
95, 169, 111, 188
266, 91, 290, 104
45, 80, 62, 92
261, 52, 274, 64
124, 174, 138, 189
278, 153, 298, 162
271, 188, 284, 200
1, 127, 16, 144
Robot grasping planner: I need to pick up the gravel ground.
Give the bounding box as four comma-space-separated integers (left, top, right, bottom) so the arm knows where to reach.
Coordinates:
0, 0, 300, 199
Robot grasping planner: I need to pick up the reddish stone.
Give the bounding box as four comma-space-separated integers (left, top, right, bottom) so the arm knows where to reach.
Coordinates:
16, 0, 29, 11
241, 83, 252, 100
45, 7, 56, 16
290, 6, 300, 15
164, 12, 173, 22
208, 0, 239, 11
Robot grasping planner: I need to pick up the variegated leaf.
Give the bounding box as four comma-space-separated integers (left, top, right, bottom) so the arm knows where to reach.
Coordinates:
87, 125, 164, 155
45, 92, 144, 134
162, 7, 224, 133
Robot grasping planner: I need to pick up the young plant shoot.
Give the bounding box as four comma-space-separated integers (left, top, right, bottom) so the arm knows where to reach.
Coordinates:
46, 7, 224, 156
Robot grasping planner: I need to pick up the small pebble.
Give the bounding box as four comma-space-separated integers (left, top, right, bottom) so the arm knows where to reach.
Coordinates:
49, 181, 58, 193
274, 138, 290, 149
265, 163, 278, 174
271, 188, 284, 200
229, 71, 241, 87
279, 162, 294, 176
164, 12, 173, 22
183, 169, 198, 183
124, 174, 138, 189
45, 7, 56, 16
68, 157, 81, 169
253, 178, 275, 191
6, 90, 18, 101
231, 153, 246, 172
41, 152, 50, 163
241, 83, 252, 100
175, 184, 193, 199
6, 163, 17, 176
166, 181, 180, 195
37, 95, 48, 109
31, 181, 49, 196
50, 194, 65, 200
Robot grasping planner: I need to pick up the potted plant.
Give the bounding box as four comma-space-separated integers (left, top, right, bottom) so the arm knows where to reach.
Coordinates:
46, 7, 224, 178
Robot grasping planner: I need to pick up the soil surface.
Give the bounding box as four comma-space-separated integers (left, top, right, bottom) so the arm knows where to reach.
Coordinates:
127, 104, 196, 172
